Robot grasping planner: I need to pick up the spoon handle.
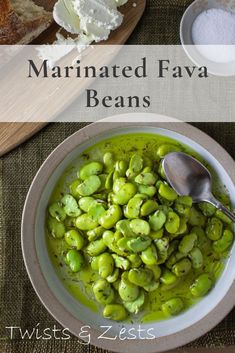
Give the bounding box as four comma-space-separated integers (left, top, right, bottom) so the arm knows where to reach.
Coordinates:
207, 196, 235, 223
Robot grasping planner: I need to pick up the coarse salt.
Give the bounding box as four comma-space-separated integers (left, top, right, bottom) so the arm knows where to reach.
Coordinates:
192, 8, 235, 63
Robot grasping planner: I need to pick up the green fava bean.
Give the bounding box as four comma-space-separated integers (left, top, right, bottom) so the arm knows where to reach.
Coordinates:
86, 239, 107, 256
103, 304, 127, 321
215, 210, 233, 225
161, 297, 184, 316
90, 255, 101, 271
102, 231, 124, 256
115, 160, 128, 177
158, 160, 166, 179
160, 268, 177, 285
93, 279, 114, 305
144, 281, 160, 292
126, 168, 137, 180
143, 167, 152, 173
149, 210, 166, 231
99, 205, 122, 229
213, 229, 233, 253
175, 217, 188, 236
107, 268, 120, 283
141, 244, 158, 265
175, 195, 192, 208
123, 290, 145, 314
98, 253, 114, 278
190, 274, 212, 297
69, 179, 81, 199
117, 237, 132, 252
158, 194, 173, 207
113, 177, 126, 193
79, 161, 103, 180
166, 251, 186, 269
64, 216, 76, 228
112, 183, 137, 205
66, 250, 84, 272
97, 174, 108, 192
75, 214, 98, 231
199, 202, 216, 217
93, 193, 108, 201
140, 200, 158, 217
207, 260, 224, 280
119, 277, 140, 302
174, 196, 192, 217
191, 226, 210, 251
47, 217, 65, 239
103, 152, 115, 172
124, 196, 144, 219
65, 230, 85, 250
129, 154, 144, 173
172, 258, 192, 277
189, 247, 203, 269
149, 229, 164, 240
127, 236, 151, 253
188, 207, 206, 227
112, 254, 130, 270
147, 265, 161, 280
158, 183, 178, 201
167, 239, 179, 258
165, 211, 180, 234
105, 171, 114, 190
113, 170, 122, 180
49, 202, 66, 222
157, 144, 181, 158
135, 172, 157, 186
128, 268, 153, 287
155, 237, 169, 264
61, 194, 82, 217
78, 197, 95, 212
138, 185, 157, 197
127, 254, 142, 268
76, 175, 101, 196
116, 219, 136, 237
130, 219, 150, 236
206, 217, 223, 240
87, 226, 104, 242
88, 202, 106, 221
178, 233, 197, 254
102, 230, 114, 246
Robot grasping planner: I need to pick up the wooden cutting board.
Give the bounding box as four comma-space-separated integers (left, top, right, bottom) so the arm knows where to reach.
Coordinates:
0, 0, 146, 157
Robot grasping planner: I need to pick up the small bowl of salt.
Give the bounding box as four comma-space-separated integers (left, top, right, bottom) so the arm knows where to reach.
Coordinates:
180, 0, 235, 76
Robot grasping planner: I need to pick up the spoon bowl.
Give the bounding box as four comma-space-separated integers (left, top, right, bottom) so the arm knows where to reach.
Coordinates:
163, 152, 235, 222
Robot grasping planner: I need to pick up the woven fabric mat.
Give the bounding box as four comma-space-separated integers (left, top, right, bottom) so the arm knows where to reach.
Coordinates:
1, 0, 235, 352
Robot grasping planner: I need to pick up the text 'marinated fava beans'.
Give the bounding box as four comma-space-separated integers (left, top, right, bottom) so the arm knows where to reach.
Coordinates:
47, 145, 234, 322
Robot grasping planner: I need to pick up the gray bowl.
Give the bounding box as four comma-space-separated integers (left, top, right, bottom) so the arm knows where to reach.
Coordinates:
21, 114, 235, 353
180, 0, 235, 76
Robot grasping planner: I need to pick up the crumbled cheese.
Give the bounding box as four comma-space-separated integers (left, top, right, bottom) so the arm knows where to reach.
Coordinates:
53, 0, 127, 42
38, 0, 128, 65
37, 32, 91, 67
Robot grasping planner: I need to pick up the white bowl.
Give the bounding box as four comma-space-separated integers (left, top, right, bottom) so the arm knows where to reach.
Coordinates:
22, 114, 235, 353
180, 0, 235, 76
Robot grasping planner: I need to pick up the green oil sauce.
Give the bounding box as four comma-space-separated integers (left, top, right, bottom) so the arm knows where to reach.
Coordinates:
46, 132, 229, 323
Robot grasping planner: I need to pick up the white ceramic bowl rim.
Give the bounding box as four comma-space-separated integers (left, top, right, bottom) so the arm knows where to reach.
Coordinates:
21, 113, 235, 353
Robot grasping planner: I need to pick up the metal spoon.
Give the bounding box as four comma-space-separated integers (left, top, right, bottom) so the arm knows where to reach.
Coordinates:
162, 152, 235, 222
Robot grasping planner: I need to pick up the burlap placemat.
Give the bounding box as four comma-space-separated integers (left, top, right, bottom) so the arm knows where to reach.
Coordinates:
1, 1, 235, 352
